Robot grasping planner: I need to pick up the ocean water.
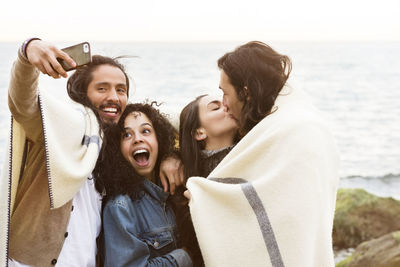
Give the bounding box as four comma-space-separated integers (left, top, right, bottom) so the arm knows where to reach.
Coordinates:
1, 41, 399, 198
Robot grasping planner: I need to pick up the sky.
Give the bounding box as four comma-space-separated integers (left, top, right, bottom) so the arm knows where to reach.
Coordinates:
1, 0, 399, 42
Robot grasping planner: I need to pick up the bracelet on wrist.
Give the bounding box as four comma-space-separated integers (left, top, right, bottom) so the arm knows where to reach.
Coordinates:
22, 38, 41, 58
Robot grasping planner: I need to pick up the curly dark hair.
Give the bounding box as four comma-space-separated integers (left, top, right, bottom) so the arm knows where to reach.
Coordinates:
218, 41, 292, 136
94, 102, 177, 201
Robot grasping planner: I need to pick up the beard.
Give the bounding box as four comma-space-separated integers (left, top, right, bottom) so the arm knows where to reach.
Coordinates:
101, 118, 118, 128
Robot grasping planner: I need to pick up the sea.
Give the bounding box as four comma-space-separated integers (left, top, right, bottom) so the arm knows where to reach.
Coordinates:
0, 41, 399, 201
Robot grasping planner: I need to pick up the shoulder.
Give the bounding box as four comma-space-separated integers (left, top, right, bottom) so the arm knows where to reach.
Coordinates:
257, 88, 331, 138
105, 194, 131, 210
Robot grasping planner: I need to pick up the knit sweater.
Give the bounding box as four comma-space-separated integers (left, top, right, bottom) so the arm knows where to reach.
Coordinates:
187, 87, 340, 267
199, 145, 235, 178
0, 49, 101, 267
173, 145, 235, 267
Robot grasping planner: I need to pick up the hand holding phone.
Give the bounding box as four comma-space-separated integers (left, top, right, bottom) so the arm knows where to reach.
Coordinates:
57, 42, 91, 71
25, 40, 76, 78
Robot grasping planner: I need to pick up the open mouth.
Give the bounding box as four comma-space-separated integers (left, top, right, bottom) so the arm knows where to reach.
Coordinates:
132, 149, 150, 167
99, 104, 121, 116
102, 107, 118, 114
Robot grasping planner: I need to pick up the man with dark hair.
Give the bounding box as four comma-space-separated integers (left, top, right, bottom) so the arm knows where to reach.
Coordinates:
0, 39, 183, 267
186, 41, 339, 266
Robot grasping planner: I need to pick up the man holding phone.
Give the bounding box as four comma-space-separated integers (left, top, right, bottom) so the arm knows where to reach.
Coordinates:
0, 39, 185, 267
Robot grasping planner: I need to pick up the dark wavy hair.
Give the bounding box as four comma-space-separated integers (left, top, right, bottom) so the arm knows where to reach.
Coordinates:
67, 55, 130, 127
218, 41, 292, 136
179, 95, 207, 179
179, 95, 239, 179
94, 102, 177, 200
67, 55, 130, 106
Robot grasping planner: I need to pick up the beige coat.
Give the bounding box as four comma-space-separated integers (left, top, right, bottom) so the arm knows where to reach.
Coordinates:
0, 49, 101, 267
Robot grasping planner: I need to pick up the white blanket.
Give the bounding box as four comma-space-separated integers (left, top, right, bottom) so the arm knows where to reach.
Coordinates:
187, 87, 340, 267
0, 87, 101, 266
36, 88, 101, 209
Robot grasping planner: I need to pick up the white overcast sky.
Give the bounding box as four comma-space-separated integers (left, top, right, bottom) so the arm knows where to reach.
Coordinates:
1, 0, 399, 42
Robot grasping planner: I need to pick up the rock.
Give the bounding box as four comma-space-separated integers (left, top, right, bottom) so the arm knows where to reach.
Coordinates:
333, 188, 400, 249
336, 231, 400, 267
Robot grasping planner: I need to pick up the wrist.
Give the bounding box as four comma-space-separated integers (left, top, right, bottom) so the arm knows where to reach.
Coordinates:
21, 38, 41, 59
162, 150, 181, 161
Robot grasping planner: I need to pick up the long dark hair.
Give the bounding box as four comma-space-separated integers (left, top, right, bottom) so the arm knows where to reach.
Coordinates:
94, 102, 177, 200
67, 55, 130, 128
179, 95, 207, 179
67, 55, 130, 106
218, 41, 292, 136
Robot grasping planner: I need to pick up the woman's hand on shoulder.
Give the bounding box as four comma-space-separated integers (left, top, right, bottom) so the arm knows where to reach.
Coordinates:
159, 156, 185, 195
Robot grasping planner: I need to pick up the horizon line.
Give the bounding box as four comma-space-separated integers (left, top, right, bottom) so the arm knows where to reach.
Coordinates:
1, 39, 400, 43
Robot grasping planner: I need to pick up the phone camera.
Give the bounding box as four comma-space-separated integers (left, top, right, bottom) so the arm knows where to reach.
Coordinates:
83, 43, 89, 53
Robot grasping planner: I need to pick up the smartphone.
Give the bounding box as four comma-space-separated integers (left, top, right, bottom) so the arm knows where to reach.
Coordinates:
57, 42, 91, 71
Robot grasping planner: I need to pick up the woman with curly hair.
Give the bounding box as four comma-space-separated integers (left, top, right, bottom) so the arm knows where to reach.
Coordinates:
95, 103, 192, 267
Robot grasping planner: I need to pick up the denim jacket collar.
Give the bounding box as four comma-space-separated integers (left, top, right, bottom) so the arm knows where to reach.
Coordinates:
142, 179, 169, 204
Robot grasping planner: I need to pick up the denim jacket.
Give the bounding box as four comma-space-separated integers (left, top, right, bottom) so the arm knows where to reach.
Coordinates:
103, 179, 193, 267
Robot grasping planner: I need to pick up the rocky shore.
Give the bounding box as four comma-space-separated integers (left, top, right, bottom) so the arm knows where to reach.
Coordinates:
334, 188, 400, 267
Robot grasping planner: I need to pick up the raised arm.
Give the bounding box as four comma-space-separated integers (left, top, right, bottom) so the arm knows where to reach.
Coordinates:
8, 39, 75, 141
